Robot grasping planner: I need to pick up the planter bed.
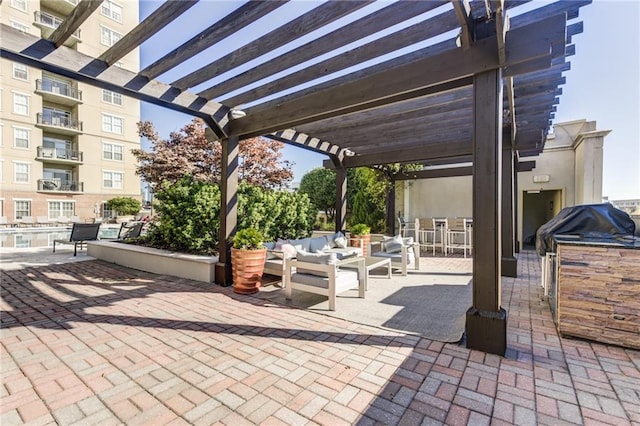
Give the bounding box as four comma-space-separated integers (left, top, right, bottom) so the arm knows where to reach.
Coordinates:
87, 241, 219, 283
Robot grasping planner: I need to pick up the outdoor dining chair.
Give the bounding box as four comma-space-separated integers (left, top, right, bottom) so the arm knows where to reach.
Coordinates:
53, 222, 101, 256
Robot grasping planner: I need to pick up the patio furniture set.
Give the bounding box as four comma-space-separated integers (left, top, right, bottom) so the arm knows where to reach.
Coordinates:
265, 232, 419, 310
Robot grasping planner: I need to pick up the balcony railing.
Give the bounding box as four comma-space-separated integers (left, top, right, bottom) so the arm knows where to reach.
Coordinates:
36, 79, 82, 101
37, 146, 83, 162
36, 113, 83, 132
38, 179, 84, 193
34, 11, 82, 39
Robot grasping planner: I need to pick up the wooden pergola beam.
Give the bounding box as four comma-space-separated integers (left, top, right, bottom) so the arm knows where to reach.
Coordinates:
98, 0, 198, 66
200, 0, 447, 100
0, 24, 230, 139
219, 9, 460, 106
50, 0, 103, 48
140, 1, 286, 80
231, 15, 562, 139
171, 1, 372, 90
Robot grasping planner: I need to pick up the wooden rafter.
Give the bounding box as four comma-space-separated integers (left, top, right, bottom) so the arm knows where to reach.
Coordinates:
98, 0, 198, 66
50, 0, 103, 48
200, 1, 447, 100
0, 24, 229, 139
171, 1, 373, 91
220, 10, 460, 106
231, 15, 562, 139
451, 0, 473, 50
140, 1, 286, 80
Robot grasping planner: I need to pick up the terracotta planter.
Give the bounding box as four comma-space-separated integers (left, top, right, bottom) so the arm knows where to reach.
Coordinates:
349, 234, 371, 257
231, 247, 267, 294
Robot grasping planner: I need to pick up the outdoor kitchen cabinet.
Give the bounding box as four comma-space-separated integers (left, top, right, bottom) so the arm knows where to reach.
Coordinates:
556, 241, 640, 350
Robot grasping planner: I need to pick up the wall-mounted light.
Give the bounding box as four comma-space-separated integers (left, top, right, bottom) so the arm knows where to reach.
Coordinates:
229, 109, 246, 119
533, 174, 550, 183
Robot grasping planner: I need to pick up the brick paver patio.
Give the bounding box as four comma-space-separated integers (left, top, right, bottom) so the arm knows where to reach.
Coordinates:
1, 250, 638, 425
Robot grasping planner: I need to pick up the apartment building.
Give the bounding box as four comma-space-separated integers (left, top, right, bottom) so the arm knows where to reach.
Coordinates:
1, 0, 141, 223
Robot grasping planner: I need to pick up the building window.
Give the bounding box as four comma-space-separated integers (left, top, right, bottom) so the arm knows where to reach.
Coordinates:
10, 20, 30, 33
13, 92, 29, 115
14, 200, 31, 219
100, 26, 122, 47
13, 127, 30, 149
102, 114, 123, 134
101, 0, 122, 22
13, 63, 28, 80
103, 142, 124, 161
10, 0, 27, 11
103, 171, 123, 189
102, 89, 123, 106
48, 201, 75, 220
14, 162, 30, 183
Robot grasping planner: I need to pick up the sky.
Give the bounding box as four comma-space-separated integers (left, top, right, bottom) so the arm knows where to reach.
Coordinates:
139, 0, 640, 200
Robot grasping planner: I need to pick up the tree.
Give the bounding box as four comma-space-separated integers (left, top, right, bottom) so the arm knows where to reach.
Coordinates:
348, 167, 387, 233
299, 167, 337, 222
133, 118, 293, 189
106, 197, 141, 216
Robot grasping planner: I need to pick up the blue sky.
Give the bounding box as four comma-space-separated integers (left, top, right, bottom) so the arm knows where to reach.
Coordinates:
139, 0, 640, 200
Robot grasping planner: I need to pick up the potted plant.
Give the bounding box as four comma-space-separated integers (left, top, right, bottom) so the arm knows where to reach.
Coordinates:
106, 197, 142, 223
231, 228, 267, 294
349, 223, 371, 256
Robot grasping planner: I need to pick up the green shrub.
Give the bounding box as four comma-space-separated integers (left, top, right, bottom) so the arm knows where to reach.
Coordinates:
349, 223, 371, 236
145, 176, 220, 255
232, 228, 264, 250
106, 197, 141, 216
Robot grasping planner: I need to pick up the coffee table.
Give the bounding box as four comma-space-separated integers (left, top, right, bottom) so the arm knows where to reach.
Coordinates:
342, 256, 392, 282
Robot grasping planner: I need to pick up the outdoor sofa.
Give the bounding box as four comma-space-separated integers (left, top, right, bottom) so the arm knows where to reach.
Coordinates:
263, 232, 362, 278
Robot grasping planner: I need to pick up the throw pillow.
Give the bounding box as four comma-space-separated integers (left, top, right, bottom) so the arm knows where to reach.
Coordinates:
334, 234, 348, 249
273, 239, 297, 259
383, 235, 404, 254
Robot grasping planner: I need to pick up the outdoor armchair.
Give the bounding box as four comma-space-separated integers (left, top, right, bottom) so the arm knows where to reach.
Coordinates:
284, 251, 366, 311
368, 236, 420, 276
53, 222, 101, 256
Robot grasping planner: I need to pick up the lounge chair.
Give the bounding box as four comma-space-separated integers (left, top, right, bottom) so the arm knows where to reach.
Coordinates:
18, 216, 35, 228
36, 216, 51, 227
53, 222, 101, 256
0, 217, 10, 228
284, 252, 366, 311
107, 221, 144, 241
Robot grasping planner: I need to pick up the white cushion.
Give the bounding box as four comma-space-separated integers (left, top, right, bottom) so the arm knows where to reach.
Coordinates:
334, 235, 348, 248
383, 235, 404, 253
274, 239, 297, 259
296, 250, 337, 277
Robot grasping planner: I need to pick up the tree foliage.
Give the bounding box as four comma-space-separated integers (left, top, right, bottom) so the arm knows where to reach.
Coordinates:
298, 167, 336, 221
348, 167, 387, 233
106, 197, 141, 216
133, 118, 293, 190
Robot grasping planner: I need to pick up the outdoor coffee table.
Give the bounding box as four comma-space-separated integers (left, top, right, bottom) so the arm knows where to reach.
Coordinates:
342, 256, 392, 282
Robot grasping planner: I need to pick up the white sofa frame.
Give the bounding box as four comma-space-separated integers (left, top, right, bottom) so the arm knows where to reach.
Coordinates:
284, 257, 366, 311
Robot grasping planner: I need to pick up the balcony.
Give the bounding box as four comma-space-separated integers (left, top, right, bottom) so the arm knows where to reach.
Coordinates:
40, 0, 78, 16
36, 113, 83, 136
36, 146, 83, 164
38, 179, 84, 193
35, 79, 83, 105
33, 11, 81, 47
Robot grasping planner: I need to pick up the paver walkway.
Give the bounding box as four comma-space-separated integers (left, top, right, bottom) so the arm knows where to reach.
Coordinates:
1, 250, 638, 425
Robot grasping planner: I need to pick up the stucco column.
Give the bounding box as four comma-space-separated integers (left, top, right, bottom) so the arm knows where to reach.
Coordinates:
215, 135, 239, 286
467, 68, 507, 356
574, 130, 609, 204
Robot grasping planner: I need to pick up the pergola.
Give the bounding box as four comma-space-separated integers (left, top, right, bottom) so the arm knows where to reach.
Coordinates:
1, 0, 591, 355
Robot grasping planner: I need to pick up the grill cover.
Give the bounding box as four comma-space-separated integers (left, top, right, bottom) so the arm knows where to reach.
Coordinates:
535, 203, 636, 256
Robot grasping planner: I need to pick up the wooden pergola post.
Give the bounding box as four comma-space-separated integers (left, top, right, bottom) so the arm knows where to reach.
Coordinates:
467, 68, 507, 355
332, 158, 347, 232
514, 151, 521, 253
215, 135, 239, 286
501, 128, 517, 277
